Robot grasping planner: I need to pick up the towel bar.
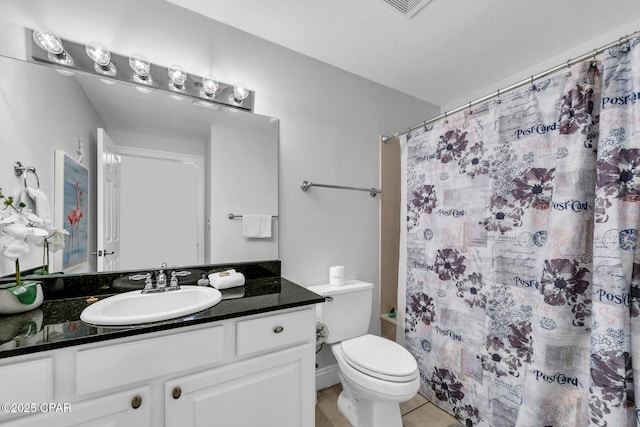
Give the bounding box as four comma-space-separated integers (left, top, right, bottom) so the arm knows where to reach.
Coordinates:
300, 180, 381, 198
228, 214, 278, 220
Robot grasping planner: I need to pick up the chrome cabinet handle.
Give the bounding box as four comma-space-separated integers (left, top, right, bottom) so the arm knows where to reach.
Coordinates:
273, 326, 284, 334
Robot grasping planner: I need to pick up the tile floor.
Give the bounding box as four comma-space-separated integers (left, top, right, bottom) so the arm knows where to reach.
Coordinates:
315, 384, 461, 427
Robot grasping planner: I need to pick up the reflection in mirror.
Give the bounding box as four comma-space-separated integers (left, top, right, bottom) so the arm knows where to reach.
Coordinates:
1, 53, 278, 278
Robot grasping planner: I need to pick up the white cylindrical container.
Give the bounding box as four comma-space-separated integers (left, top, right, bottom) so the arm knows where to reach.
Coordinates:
329, 265, 345, 286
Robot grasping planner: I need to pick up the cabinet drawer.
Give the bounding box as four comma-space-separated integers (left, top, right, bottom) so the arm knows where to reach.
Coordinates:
236, 308, 314, 356
2, 386, 150, 427
76, 325, 224, 395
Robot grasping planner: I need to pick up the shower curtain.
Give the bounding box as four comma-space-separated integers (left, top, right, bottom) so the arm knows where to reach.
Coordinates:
398, 34, 640, 426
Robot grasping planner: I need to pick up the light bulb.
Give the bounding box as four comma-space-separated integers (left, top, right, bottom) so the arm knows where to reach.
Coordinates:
168, 64, 187, 88
33, 31, 64, 55
86, 41, 115, 75
32, 30, 72, 65
233, 83, 249, 103
202, 75, 219, 96
129, 53, 151, 81
86, 41, 110, 66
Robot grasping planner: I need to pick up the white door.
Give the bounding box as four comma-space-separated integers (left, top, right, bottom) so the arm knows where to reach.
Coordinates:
96, 128, 121, 272
117, 147, 204, 271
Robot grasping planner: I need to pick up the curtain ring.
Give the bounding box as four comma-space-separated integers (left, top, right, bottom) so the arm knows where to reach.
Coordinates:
591, 48, 598, 67
495, 89, 501, 104
565, 59, 572, 76
467, 101, 472, 115
621, 36, 630, 53
443, 111, 448, 124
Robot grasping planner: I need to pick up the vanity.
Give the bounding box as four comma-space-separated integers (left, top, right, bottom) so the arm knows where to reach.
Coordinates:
0, 261, 323, 427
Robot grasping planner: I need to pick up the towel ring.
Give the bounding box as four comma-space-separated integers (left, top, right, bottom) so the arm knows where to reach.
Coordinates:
14, 161, 40, 189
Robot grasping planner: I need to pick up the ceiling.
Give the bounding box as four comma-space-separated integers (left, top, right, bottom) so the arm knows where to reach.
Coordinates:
166, 0, 640, 109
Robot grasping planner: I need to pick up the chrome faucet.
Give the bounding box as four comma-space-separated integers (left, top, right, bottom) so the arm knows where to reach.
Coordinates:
129, 266, 191, 294
156, 267, 167, 290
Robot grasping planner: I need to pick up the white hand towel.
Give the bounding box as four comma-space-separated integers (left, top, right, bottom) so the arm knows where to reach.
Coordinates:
15, 187, 52, 226
242, 214, 272, 238
208, 270, 245, 290
26, 187, 52, 226
15, 188, 35, 212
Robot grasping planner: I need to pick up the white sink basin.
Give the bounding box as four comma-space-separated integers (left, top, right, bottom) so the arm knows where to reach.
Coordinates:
80, 286, 222, 326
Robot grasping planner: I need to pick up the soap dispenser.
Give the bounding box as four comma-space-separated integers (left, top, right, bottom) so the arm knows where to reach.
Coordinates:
197, 273, 210, 286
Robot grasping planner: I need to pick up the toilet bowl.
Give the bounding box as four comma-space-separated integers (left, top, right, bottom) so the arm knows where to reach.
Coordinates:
308, 281, 420, 427
331, 335, 420, 427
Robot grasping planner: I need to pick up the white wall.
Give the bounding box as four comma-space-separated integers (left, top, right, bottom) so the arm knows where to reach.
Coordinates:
208, 119, 279, 263
0, 55, 103, 275
107, 129, 205, 158
442, 18, 640, 113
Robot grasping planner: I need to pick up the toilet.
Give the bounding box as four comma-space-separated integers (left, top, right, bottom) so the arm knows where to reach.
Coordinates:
308, 280, 420, 427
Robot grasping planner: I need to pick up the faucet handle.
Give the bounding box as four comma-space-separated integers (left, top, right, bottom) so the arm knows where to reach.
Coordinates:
130, 273, 154, 289
172, 270, 191, 277
168, 271, 189, 290
143, 273, 154, 290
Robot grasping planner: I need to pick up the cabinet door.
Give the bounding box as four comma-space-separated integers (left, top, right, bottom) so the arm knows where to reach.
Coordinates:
166, 344, 314, 427
2, 387, 150, 427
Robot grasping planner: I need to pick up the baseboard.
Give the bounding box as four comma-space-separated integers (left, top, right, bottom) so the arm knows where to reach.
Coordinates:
315, 363, 339, 391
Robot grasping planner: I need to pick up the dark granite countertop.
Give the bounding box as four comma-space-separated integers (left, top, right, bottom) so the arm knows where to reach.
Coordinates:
0, 261, 324, 360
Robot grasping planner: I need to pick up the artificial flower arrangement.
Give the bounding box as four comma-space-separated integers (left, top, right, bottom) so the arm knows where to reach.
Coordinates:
0, 188, 67, 314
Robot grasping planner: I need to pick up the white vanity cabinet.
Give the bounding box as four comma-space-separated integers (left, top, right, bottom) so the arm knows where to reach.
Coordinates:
0, 306, 316, 427
166, 309, 316, 427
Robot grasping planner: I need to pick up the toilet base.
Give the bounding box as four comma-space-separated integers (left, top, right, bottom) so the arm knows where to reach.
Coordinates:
336, 377, 403, 427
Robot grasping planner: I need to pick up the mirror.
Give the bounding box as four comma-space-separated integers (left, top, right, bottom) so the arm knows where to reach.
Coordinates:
0, 50, 279, 277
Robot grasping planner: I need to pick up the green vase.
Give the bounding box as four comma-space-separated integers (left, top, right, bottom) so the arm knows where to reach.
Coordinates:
0, 281, 44, 315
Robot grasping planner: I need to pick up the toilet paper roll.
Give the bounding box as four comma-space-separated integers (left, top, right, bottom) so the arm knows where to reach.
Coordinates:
329, 265, 345, 286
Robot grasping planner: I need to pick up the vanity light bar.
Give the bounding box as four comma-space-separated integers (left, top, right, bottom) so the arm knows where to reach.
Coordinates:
28, 30, 255, 112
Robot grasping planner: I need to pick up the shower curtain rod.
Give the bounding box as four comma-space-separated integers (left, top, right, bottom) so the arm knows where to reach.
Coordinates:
381, 29, 640, 143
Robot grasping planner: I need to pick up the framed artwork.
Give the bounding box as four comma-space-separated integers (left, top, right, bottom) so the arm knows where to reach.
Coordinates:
54, 150, 89, 271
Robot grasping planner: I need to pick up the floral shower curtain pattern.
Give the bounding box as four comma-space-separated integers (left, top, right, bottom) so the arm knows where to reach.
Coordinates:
399, 34, 640, 426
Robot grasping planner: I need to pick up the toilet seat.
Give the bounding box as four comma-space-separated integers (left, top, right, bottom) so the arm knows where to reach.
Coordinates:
340, 334, 418, 382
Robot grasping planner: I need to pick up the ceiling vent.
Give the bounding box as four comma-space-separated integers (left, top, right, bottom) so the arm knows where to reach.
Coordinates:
379, 0, 433, 18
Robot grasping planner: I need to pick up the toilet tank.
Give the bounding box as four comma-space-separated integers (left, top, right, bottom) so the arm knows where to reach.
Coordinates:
307, 280, 373, 344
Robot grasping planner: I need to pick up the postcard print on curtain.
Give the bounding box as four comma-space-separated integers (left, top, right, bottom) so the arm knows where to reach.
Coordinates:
590, 35, 640, 427
403, 60, 601, 426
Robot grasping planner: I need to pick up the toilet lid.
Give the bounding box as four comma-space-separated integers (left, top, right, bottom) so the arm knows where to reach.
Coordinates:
341, 334, 418, 382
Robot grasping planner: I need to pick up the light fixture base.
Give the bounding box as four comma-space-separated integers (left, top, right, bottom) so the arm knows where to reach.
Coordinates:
29, 30, 254, 112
